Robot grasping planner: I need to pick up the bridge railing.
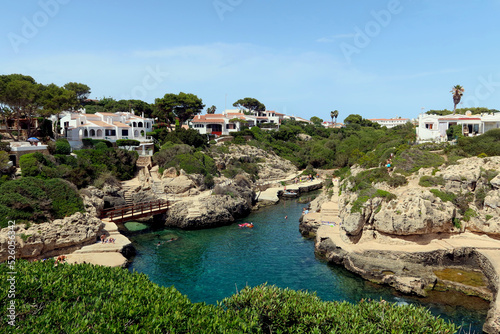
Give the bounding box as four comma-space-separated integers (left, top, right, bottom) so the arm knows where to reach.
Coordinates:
100, 199, 169, 222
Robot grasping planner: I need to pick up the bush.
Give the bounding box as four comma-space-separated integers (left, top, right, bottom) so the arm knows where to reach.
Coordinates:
430, 189, 456, 203
116, 139, 140, 147
0, 262, 457, 334
419, 176, 445, 187
393, 148, 444, 172
387, 174, 408, 188
0, 177, 84, 227
222, 284, 458, 334
54, 138, 71, 155
93, 171, 121, 189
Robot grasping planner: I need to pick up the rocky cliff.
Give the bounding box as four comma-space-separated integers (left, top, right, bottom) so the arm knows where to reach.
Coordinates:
340, 156, 500, 239
0, 212, 104, 262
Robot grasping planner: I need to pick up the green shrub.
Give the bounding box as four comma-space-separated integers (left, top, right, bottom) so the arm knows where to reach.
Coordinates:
486, 215, 493, 221
54, 138, 71, 155
116, 139, 140, 147
222, 283, 458, 334
393, 148, 444, 172
419, 176, 445, 187
93, 171, 121, 189
0, 177, 84, 227
430, 189, 456, 203
387, 174, 408, 187
375, 189, 397, 202
463, 208, 477, 222
351, 195, 370, 213
0, 262, 458, 334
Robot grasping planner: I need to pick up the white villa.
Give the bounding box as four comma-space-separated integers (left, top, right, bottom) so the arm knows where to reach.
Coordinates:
416, 111, 500, 143
59, 111, 155, 155
190, 109, 284, 136
369, 117, 410, 128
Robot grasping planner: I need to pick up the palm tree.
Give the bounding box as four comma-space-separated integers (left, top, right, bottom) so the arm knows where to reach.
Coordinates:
330, 110, 339, 128
451, 85, 464, 115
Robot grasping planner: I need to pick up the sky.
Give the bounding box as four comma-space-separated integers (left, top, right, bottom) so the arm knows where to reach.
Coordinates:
2, 0, 500, 122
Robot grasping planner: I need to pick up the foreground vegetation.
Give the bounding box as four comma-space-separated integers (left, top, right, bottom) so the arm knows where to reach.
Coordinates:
0, 260, 458, 333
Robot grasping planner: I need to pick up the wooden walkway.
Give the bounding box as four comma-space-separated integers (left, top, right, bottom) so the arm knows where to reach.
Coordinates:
100, 200, 169, 223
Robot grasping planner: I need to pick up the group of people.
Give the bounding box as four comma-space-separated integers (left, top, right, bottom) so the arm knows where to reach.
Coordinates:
100, 234, 115, 244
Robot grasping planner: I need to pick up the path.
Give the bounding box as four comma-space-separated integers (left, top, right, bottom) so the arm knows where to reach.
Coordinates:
63, 220, 132, 267
257, 176, 323, 203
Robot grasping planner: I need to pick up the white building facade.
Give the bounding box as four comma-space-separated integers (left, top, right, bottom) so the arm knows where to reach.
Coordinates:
369, 117, 410, 128
59, 111, 155, 155
416, 112, 500, 143
189, 109, 284, 136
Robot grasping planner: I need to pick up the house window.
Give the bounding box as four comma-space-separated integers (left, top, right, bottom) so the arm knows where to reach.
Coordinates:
425, 123, 433, 130
122, 129, 129, 136
105, 129, 116, 136
64, 122, 69, 128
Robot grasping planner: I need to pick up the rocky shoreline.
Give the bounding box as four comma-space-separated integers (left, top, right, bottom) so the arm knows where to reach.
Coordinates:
299, 158, 500, 333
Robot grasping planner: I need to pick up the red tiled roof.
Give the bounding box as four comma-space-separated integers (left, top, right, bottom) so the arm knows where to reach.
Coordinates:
89, 121, 114, 128
192, 118, 225, 123
113, 121, 130, 128
369, 118, 409, 121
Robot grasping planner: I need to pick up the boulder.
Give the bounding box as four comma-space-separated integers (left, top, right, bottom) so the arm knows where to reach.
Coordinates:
164, 194, 251, 229
467, 216, 500, 236
163, 175, 196, 194
342, 212, 364, 236
373, 189, 456, 235
297, 133, 312, 141
0, 212, 104, 262
162, 167, 178, 178
490, 174, 500, 190
484, 190, 500, 211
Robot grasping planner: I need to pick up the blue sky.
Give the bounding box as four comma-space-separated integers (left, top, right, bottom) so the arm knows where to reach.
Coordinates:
2, 0, 500, 122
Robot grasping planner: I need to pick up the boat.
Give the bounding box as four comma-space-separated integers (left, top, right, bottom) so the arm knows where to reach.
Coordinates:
238, 223, 254, 228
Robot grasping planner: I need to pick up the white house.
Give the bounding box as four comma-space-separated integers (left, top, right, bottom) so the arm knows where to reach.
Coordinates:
416, 112, 500, 143
369, 117, 410, 128
189, 109, 284, 136
59, 111, 155, 155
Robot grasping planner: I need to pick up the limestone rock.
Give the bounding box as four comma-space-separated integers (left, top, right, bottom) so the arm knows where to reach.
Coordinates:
0, 212, 104, 262
373, 189, 455, 235
467, 216, 500, 236
343, 212, 364, 236
297, 133, 312, 141
490, 174, 500, 190
484, 190, 500, 211
164, 195, 250, 229
163, 175, 196, 194
162, 167, 178, 178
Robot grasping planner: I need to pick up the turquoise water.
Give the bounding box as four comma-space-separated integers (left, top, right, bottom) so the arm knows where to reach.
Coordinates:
127, 197, 488, 333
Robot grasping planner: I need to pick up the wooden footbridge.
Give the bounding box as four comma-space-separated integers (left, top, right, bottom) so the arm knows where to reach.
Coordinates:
100, 200, 169, 223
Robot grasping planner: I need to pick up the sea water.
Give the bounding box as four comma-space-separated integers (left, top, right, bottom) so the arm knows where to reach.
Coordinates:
127, 196, 488, 332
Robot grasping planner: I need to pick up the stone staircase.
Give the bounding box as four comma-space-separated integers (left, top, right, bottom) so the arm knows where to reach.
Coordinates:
186, 200, 202, 219
320, 197, 340, 223
152, 180, 167, 200
122, 185, 135, 206
137, 156, 152, 168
